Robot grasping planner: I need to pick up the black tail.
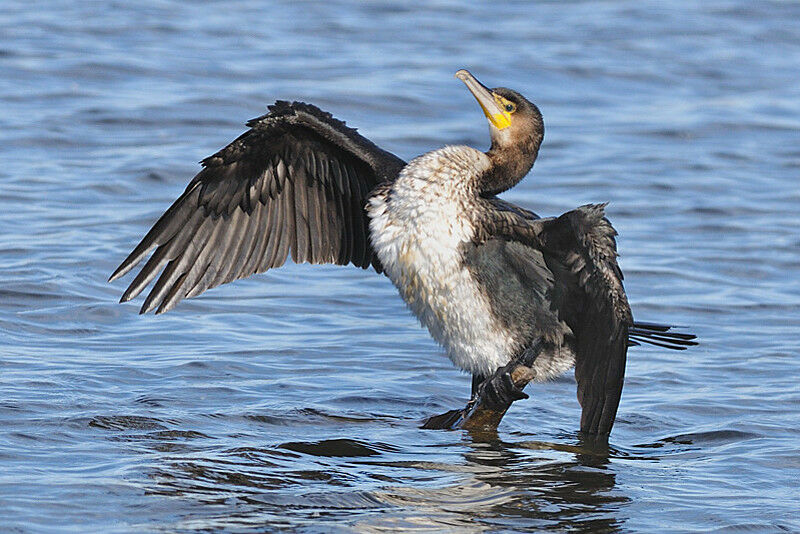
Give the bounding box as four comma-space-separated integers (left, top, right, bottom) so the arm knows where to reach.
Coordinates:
628, 322, 698, 350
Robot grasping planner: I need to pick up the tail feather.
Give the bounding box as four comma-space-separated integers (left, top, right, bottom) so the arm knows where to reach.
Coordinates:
628, 322, 698, 350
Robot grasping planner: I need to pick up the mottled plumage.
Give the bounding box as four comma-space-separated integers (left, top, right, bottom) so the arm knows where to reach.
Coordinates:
368, 146, 517, 376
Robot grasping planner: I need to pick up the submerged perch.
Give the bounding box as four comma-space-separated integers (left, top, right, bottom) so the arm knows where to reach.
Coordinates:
423, 351, 538, 431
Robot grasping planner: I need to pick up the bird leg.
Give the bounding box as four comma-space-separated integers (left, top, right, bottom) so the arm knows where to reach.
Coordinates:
421, 340, 543, 430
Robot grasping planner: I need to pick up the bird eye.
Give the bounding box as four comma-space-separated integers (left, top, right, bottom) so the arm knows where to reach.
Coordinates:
505, 104, 515, 112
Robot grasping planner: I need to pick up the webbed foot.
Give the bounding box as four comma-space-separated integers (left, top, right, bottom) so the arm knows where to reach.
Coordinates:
420, 408, 466, 430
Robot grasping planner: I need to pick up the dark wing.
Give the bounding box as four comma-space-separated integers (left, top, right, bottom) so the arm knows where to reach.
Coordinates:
478, 200, 696, 433
484, 196, 540, 221
537, 205, 631, 435
110, 101, 406, 314
478, 202, 631, 435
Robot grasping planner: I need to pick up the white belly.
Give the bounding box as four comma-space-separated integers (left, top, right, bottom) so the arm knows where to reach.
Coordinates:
367, 147, 516, 376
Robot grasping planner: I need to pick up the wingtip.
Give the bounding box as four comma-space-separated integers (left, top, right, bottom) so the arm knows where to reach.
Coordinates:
119, 284, 138, 304
108, 265, 125, 283
108, 253, 144, 284
579, 427, 613, 440
139, 297, 157, 315
154, 300, 175, 315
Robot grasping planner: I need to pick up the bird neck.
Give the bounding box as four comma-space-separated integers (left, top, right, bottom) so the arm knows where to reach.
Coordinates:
480, 139, 539, 196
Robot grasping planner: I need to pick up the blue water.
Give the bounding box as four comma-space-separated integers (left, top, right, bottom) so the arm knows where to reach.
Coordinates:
1, 1, 799, 532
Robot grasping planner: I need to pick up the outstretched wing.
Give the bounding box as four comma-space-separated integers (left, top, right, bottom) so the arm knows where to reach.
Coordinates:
478, 202, 631, 435
110, 101, 406, 314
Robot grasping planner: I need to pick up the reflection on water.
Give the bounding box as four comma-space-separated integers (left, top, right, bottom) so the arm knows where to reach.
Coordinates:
121, 419, 628, 532
127, 421, 772, 531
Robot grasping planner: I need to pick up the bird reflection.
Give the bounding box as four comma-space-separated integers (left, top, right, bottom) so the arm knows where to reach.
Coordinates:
457, 428, 628, 532
106, 411, 629, 532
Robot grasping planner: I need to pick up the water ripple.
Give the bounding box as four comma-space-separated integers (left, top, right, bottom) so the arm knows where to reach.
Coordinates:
1, 0, 799, 532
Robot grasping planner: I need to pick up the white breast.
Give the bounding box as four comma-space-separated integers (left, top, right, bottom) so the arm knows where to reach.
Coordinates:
367, 146, 516, 377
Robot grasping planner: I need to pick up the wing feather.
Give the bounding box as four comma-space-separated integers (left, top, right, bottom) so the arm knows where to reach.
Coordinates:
214, 206, 254, 287
275, 168, 297, 269
291, 162, 311, 264
111, 101, 405, 313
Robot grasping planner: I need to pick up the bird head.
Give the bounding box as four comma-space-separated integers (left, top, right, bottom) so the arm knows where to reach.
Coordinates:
456, 69, 544, 195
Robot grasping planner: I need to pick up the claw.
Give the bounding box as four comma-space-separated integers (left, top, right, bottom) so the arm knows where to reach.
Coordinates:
479, 369, 529, 410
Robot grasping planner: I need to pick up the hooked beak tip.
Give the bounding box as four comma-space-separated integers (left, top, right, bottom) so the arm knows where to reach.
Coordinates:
455, 69, 512, 130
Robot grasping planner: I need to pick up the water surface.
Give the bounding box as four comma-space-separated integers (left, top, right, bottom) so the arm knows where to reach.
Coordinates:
1, 1, 799, 532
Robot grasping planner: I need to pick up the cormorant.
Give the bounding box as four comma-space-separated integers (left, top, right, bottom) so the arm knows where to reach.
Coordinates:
110, 69, 696, 435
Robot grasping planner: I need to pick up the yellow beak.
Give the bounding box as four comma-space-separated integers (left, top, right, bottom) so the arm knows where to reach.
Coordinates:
456, 69, 512, 130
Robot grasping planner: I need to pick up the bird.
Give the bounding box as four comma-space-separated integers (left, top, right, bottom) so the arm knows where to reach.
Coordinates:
109, 69, 696, 435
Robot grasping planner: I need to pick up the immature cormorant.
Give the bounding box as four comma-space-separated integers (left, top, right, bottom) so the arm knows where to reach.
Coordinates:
110, 69, 696, 435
